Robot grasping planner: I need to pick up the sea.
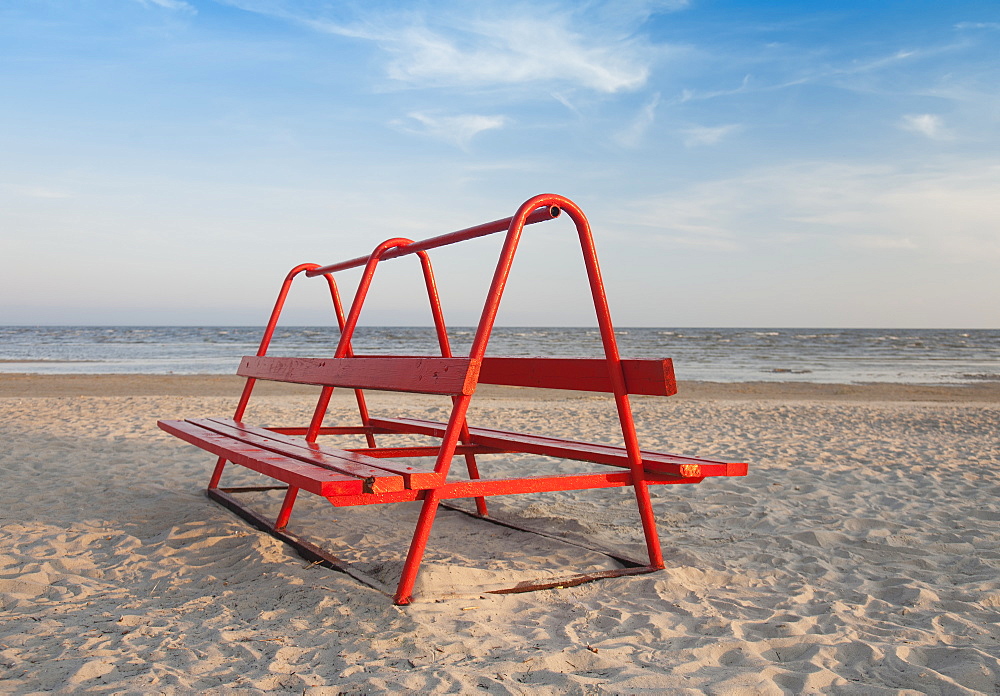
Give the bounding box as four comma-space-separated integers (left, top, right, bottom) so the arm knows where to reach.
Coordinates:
1, 326, 997, 385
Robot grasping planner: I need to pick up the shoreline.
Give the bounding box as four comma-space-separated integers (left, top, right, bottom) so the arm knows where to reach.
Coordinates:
1, 372, 998, 401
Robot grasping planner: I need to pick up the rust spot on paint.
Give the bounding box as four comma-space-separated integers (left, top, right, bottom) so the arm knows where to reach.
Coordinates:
680, 464, 701, 478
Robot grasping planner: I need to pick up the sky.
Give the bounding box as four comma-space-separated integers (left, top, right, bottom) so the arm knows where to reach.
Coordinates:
1, 0, 998, 328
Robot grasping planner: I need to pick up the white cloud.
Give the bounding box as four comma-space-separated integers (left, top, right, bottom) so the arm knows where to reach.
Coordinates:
223, 1, 676, 93
551, 91, 582, 116
395, 112, 508, 149
380, 18, 652, 93
682, 123, 741, 147
13, 186, 74, 199
954, 22, 1000, 31
626, 161, 1000, 263
676, 46, 928, 107
679, 74, 753, 104
901, 114, 952, 140
614, 93, 660, 148
843, 234, 916, 250
137, 0, 196, 12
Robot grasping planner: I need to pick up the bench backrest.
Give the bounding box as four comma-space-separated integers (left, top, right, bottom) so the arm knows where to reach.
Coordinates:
477, 357, 676, 396
239, 356, 477, 395
238, 355, 676, 397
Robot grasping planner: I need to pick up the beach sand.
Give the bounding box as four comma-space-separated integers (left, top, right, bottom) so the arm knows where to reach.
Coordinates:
1, 375, 998, 694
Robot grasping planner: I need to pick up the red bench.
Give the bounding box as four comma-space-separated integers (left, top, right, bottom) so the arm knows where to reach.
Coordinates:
158, 194, 748, 604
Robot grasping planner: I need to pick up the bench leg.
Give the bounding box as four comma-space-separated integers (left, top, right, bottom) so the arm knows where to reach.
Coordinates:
461, 452, 489, 517
274, 486, 299, 531
452, 404, 488, 517
393, 491, 442, 605
633, 479, 664, 568
208, 456, 228, 489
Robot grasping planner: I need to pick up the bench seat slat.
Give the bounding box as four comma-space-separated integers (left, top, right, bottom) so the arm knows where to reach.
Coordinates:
190, 418, 408, 493
369, 417, 748, 479
158, 419, 367, 496
199, 418, 443, 490
238, 356, 477, 395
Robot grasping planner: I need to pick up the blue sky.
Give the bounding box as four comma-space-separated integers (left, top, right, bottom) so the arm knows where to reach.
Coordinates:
2, 0, 998, 327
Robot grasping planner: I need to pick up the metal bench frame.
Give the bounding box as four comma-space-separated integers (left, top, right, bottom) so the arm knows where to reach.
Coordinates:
158, 193, 747, 604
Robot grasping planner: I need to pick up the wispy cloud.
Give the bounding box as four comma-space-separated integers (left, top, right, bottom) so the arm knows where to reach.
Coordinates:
136, 0, 196, 12
13, 186, 74, 199
223, 1, 677, 93
678, 74, 752, 104
844, 234, 916, 250
625, 161, 1000, 262
676, 47, 923, 106
900, 114, 952, 140
682, 123, 741, 147
834, 49, 919, 76
380, 19, 651, 93
614, 93, 660, 148
954, 22, 1000, 31
551, 91, 582, 116
393, 112, 508, 149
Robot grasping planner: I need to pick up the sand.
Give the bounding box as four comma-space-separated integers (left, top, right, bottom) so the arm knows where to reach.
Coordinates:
1, 374, 998, 694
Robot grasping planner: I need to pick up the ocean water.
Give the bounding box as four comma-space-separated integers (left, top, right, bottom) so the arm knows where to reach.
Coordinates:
1, 326, 997, 385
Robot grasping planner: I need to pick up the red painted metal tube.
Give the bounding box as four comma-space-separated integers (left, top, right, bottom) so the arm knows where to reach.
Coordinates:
562, 197, 664, 569
344, 445, 501, 458
304, 238, 415, 442
323, 471, 706, 509
394, 390, 479, 603
416, 248, 490, 515
274, 486, 299, 530
221, 262, 376, 518
304, 205, 561, 276
457, 194, 664, 570
465, 195, 552, 360
214, 263, 327, 491
394, 491, 442, 604
307, 237, 484, 494
267, 426, 393, 436
204, 193, 681, 604
320, 266, 378, 448
233, 263, 321, 421
390, 197, 559, 602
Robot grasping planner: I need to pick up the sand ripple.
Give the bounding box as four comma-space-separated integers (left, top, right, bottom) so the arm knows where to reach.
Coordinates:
1, 391, 998, 693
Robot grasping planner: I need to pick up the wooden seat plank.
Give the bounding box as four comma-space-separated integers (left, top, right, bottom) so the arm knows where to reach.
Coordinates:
197, 417, 443, 490
189, 418, 408, 494
158, 419, 367, 496
369, 417, 748, 479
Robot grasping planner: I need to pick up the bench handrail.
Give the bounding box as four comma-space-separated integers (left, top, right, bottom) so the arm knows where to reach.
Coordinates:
304, 204, 561, 276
